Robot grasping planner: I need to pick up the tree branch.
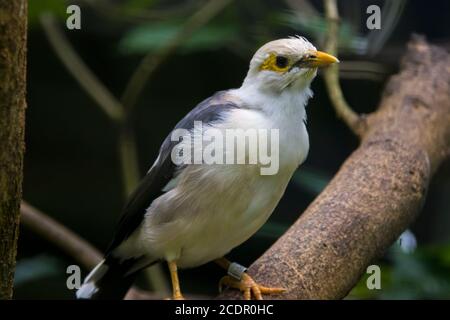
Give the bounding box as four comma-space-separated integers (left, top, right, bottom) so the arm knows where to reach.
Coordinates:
38, 1, 233, 296
19, 201, 165, 300
117, 0, 233, 197
120, 0, 234, 113
20, 202, 102, 270
322, 0, 366, 137
40, 14, 125, 123
39, 13, 169, 291
117, 0, 233, 289
0, 0, 27, 299
218, 37, 450, 299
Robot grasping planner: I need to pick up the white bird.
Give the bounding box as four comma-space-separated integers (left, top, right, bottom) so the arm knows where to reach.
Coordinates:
77, 36, 338, 300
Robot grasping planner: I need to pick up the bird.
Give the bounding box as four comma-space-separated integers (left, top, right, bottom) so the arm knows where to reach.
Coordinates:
76, 36, 338, 300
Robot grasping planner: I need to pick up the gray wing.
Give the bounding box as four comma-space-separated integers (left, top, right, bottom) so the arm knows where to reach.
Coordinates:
105, 91, 239, 255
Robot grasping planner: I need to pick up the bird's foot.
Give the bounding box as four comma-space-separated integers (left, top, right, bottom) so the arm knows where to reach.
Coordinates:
219, 273, 285, 300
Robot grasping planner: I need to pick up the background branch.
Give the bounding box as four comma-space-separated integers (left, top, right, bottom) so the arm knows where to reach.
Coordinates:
20, 202, 102, 270
219, 37, 450, 299
120, 0, 234, 113
118, 0, 234, 197
116, 0, 233, 289
338, 61, 389, 82
40, 12, 168, 292
40, 0, 233, 291
38, 0, 233, 296
20, 201, 164, 300
40, 14, 124, 123
322, 0, 365, 137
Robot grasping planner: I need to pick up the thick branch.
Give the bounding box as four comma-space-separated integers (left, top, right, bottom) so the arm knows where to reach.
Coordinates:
219, 37, 450, 299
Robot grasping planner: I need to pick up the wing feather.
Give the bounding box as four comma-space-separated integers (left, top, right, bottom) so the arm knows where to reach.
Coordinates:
105, 91, 239, 254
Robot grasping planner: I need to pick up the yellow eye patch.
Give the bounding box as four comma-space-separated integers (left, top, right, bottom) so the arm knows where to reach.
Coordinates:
259, 53, 290, 73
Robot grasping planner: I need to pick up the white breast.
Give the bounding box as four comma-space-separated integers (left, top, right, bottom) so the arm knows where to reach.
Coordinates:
170, 89, 310, 267
116, 88, 311, 268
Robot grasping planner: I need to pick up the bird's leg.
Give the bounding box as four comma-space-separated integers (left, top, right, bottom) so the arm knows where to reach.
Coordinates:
168, 260, 184, 300
215, 257, 285, 300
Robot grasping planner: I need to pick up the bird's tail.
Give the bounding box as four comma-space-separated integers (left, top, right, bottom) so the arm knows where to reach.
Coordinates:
76, 257, 138, 300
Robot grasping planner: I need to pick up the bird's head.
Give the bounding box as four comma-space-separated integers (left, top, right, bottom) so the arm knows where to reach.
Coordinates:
243, 36, 339, 93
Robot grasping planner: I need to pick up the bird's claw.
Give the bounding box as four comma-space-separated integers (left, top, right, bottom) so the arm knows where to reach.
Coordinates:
219, 273, 285, 300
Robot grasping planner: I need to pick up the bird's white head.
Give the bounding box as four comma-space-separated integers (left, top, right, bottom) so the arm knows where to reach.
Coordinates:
242, 36, 339, 94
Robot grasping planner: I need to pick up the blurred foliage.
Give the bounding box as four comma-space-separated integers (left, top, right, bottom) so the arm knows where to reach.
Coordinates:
350, 245, 450, 299
13, 254, 74, 299
278, 12, 363, 53
119, 21, 238, 54
14, 254, 63, 287
29, 0, 67, 26
122, 0, 160, 11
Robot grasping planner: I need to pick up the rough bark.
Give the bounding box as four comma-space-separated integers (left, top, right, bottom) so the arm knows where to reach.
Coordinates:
219, 37, 450, 299
0, 0, 27, 299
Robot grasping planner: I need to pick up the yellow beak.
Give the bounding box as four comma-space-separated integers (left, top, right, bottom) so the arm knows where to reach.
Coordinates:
307, 51, 339, 68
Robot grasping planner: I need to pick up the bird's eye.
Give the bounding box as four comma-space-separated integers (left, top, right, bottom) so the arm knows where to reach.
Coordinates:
275, 56, 288, 68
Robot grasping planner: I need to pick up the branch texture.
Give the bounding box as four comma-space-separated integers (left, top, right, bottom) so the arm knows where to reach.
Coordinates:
219, 37, 450, 299
0, 0, 27, 299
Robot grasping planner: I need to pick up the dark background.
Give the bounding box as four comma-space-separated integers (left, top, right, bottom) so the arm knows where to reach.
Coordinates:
16, 0, 450, 299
